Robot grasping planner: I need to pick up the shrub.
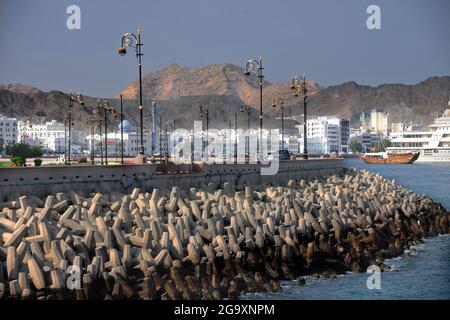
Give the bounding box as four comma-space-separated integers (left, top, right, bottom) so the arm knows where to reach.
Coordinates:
11, 156, 26, 167
34, 158, 43, 166
6, 143, 43, 158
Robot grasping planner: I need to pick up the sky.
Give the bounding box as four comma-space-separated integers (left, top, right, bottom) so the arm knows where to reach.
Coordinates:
0, 0, 449, 97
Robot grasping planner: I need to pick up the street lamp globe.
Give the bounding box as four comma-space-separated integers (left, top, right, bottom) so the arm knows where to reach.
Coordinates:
118, 47, 127, 56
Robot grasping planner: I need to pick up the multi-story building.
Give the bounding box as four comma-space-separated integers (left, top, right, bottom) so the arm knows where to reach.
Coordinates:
370, 108, 390, 135
298, 137, 329, 155
303, 116, 350, 154
339, 118, 350, 153
359, 109, 390, 136
18, 120, 85, 154
360, 112, 371, 131
86, 120, 170, 158
0, 114, 18, 148
351, 132, 382, 152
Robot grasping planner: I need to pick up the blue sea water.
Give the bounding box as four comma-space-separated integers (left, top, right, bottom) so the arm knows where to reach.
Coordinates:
246, 159, 450, 300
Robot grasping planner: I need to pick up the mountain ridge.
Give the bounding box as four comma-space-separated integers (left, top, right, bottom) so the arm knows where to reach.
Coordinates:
1, 63, 449, 132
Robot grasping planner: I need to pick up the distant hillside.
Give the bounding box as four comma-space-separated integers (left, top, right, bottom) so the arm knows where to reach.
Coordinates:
1, 64, 449, 132
117, 63, 450, 125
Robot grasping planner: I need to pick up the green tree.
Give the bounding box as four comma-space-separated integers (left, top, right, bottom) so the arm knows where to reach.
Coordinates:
349, 140, 363, 153
6, 142, 43, 158
374, 139, 392, 152
0, 138, 4, 154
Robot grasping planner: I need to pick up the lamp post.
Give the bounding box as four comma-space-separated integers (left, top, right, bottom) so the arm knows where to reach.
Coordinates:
88, 113, 96, 165
244, 56, 263, 159
164, 124, 168, 157
64, 116, 68, 164
120, 94, 124, 164
272, 97, 285, 150
119, 27, 145, 156
98, 100, 117, 165
199, 106, 204, 160
291, 74, 309, 159
97, 100, 104, 165
234, 112, 238, 160
172, 120, 177, 158
67, 90, 84, 165
158, 115, 162, 157
205, 107, 209, 161
240, 105, 251, 159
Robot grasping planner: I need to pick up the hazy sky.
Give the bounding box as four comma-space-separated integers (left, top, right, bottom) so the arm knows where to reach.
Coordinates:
0, 0, 449, 97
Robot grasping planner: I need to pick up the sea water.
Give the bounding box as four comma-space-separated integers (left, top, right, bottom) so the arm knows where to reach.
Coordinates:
246, 159, 450, 300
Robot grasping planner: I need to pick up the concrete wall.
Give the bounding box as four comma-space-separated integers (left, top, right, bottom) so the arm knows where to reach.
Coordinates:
0, 159, 343, 200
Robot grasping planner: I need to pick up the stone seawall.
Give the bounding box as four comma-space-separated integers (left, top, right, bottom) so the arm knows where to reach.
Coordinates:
0, 159, 343, 201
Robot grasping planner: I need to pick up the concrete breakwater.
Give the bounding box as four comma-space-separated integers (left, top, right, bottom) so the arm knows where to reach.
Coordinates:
0, 168, 448, 300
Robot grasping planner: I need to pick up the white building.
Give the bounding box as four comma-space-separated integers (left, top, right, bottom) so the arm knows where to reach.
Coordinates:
298, 137, 329, 155
369, 108, 390, 136
18, 120, 85, 153
86, 131, 169, 157
0, 114, 18, 147
302, 116, 350, 154
86, 120, 167, 156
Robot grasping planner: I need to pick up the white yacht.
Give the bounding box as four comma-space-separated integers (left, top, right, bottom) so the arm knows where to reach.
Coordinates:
386, 104, 450, 162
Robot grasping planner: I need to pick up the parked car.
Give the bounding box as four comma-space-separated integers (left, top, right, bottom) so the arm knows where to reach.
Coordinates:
267, 150, 291, 161
278, 149, 291, 160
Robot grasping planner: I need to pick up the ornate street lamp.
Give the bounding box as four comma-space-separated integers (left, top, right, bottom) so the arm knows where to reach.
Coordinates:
272, 97, 285, 150
119, 94, 124, 164
234, 112, 238, 160
67, 90, 84, 165
63, 115, 69, 164
118, 27, 145, 156
88, 112, 97, 165
240, 104, 251, 159
96, 100, 104, 165
199, 106, 209, 161
244, 56, 263, 159
158, 115, 162, 157
291, 74, 309, 159
97, 100, 117, 165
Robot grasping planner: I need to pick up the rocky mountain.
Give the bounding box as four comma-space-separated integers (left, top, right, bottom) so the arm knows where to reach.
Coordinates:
0, 83, 42, 95
117, 63, 320, 118
1, 63, 449, 133
306, 76, 450, 124
117, 63, 450, 125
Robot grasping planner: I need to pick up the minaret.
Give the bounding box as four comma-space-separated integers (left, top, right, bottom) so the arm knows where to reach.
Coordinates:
151, 101, 157, 156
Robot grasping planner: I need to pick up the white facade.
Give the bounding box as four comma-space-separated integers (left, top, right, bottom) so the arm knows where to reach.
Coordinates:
86, 131, 169, 157
303, 116, 350, 154
299, 137, 329, 155
0, 114, 18, 147
18, 120, 86, 153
